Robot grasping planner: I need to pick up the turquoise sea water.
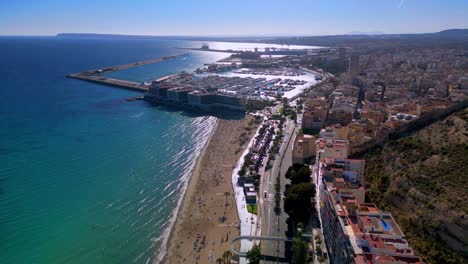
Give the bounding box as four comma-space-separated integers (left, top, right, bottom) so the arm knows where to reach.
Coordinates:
0, 37, 226, 263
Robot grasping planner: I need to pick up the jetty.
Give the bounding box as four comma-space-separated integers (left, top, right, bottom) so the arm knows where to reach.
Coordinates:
67, 54, 187, 92
67, 74, 149, 92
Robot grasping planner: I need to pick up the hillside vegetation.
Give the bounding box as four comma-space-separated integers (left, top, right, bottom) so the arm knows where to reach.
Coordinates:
363, 108, 468, 264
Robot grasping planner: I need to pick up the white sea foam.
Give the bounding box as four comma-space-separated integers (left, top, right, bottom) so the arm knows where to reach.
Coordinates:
132, 112, 144, 118
162, 178, 179, 191
151, 116, 218, 264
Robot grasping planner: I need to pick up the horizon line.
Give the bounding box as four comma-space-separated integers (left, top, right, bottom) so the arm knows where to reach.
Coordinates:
1, 28, 466, 38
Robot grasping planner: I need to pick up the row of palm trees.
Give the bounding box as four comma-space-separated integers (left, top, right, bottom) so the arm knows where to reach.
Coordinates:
216, 250, 233, 264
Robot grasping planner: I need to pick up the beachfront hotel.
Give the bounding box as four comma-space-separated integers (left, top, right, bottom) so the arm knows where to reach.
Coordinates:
315, 127, 421, 264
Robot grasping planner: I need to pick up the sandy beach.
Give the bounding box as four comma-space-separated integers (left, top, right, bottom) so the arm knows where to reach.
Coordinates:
161, 115, 259, 264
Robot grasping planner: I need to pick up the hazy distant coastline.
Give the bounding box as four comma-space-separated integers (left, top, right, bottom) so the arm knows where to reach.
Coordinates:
56, 29, 468, 47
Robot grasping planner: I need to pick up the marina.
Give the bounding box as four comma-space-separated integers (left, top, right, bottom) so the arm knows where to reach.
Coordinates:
66, 48, 317, 112
179, 43, 312, 56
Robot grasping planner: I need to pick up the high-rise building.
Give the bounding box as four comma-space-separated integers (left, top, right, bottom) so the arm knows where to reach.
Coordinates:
349, 53, 360, 78
292, 134, 316, 164
302, 97, 329, 130
339, 47, 347, 62
315, 137, 421, 264
327, 95, 356, 126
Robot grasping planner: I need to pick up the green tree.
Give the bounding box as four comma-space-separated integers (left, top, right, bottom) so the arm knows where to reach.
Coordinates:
289, 169, 297, 182
238, 166, 247, 177
292, 236, 309, 264
222, 250, 233, 264
244, 154, 253, 167
290, 110, 297, 123
296, 166, 311, 183
284, 183, 315, 224
279, 106, 285, 115
298, 128, 304, 136
246, 244, 261, 264
285, 164, 311, 185
275, 175, 281, 207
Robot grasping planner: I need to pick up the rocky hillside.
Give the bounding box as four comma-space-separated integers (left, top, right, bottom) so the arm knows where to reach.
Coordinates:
362, 108, 468, 264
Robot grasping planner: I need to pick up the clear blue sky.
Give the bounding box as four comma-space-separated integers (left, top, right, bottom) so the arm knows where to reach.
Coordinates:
1, 0, 467, 36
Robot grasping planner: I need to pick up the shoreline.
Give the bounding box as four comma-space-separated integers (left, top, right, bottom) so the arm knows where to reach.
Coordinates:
153, 117, 218, 264
158, 116, 259, 264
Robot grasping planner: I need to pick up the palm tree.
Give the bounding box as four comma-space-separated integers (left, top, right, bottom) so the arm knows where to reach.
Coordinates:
223, 250, 233, 264
224, 192, 230, 207
221, 191, 231, 223
216, 257, 225, 264
246, 245, 261, 264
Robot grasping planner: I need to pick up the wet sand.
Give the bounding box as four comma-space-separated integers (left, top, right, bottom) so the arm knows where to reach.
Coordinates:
161, 116, 258, 264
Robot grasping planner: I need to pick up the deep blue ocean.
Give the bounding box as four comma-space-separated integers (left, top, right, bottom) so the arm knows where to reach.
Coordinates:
0, 37, 228, 264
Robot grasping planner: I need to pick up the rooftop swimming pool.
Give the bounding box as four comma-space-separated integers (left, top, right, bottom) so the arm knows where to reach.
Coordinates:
381, 220, 391, 231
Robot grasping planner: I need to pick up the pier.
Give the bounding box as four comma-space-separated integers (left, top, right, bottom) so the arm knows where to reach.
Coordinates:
67, 54, 186, 92
67, 74, 150, 92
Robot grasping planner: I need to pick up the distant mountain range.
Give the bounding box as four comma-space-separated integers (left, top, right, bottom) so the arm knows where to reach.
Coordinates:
255, 29, 468, 48
56, 29, 468, 40
434, 28, 468, 36
346, 31, 386, 35
57, 29, 468, 48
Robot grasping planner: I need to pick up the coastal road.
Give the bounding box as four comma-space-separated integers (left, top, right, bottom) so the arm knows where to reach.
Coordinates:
260, 119, 297, 263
